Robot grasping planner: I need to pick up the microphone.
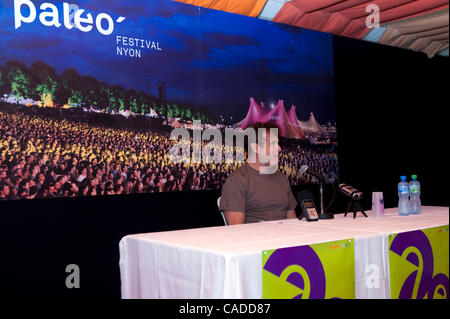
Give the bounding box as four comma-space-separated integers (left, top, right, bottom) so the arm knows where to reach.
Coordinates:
338, 183, 363, 200
339, 183, 368, 218
300, 165, 325, 182
299, 165, 334, 219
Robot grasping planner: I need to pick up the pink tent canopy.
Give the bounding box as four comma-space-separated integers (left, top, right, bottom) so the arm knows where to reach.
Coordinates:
287, 105, 306, 139
236, 98, 307, 139
239, 97, 266, 130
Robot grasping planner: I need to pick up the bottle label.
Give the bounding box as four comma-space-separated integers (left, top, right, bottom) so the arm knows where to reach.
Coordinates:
398, 185, 409, 193
410, 185, 420, 193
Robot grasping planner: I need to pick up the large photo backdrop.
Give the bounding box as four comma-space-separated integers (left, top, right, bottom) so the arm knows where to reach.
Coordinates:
0, 0, 337, 200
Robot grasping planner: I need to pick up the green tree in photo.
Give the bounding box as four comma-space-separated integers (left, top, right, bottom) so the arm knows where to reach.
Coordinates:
104, 85, 116, 112
185, 104, 193, 120
172, 104, 180, 118
125, 89, 139, 113
97, 81, 111, 110
137, 91, 150, 115
80, 75, 100, 108
9, 69, 32, 101
57, 68, 83, 107
60, 68, 83, 107
53, 78, 71, 107
1, 60, 220, 124
112, 85, 126, 111
152, 102, 161, 116
29, 61, 59, 106
5, 61, 34, 101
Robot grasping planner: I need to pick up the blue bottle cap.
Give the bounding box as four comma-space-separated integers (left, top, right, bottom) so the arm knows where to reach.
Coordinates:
400, 176, 406, 181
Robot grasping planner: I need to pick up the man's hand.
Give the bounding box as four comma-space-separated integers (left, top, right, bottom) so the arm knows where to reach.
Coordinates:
286, 209, 297, 219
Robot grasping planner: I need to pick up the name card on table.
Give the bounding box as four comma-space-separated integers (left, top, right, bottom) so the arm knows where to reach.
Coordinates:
389, 225, 449, 299
262, 239, 355, 299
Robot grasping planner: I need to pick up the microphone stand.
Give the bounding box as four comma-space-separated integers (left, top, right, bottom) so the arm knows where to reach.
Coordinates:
320, 181, 324, 216
300, 166, 334, 219
318, 180, 333, 219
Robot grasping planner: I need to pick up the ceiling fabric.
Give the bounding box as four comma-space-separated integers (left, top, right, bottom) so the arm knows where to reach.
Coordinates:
175, 0, 449, 58
377, 9, 449, 58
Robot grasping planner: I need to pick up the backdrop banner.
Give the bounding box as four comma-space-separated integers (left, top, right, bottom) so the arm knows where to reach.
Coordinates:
0, 0, 337, 201
388, 225, 449, 299
262, 239, 355, 299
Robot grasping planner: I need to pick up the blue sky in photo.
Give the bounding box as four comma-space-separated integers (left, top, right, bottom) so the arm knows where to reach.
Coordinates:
0, 0, 335, 123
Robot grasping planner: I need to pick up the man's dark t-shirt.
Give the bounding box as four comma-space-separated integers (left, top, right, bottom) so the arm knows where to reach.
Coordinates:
219, 163, 297, 223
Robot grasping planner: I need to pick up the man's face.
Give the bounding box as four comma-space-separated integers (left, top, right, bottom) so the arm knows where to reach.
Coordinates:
258, 129, 281, 158
251, 128, 280, 173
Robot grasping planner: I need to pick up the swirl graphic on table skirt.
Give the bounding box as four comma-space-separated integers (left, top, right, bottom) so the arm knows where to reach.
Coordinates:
390, 230, 449, 299
263, 245, 326, 299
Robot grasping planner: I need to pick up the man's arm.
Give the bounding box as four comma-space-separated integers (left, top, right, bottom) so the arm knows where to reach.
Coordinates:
286, 209, 297, 219
224, 211, 245, 225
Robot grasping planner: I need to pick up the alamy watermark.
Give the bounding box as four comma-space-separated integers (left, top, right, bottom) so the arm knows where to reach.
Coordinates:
365, 264, 380, 289
169, 120, 279, 174
65, 264, 80, 289
366, 4, 380, 29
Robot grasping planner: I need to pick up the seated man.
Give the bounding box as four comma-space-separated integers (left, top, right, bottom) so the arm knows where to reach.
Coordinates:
219, 122, 297, 224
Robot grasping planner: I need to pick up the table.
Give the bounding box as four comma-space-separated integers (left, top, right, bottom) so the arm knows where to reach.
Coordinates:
119, 206, 449, 299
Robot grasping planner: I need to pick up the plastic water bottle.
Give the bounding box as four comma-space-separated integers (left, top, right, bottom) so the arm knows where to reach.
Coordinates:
409, 174, 421, 215
398, 176, 410, 216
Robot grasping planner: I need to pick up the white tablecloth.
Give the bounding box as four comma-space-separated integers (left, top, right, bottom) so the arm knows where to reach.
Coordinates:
119, 206, 449, 299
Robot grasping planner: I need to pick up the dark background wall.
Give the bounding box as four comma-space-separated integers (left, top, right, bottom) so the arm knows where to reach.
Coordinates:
333, 35, 448, 210
0, 35, 448, 298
